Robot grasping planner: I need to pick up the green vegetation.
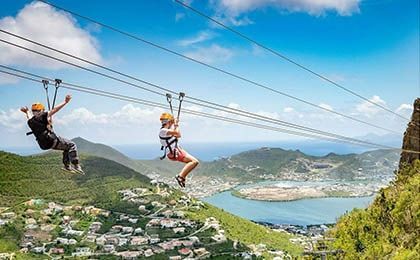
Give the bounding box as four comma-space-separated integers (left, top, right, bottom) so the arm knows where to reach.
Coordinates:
152, 147, 399, 182
0, 149, 303, 258
0, 223, 21, 252
0, 151, 151, 207
186, 202, 303, 257
329, 160, 420, 259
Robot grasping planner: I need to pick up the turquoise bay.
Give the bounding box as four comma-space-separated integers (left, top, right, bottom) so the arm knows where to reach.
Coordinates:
203, 190, 375, 226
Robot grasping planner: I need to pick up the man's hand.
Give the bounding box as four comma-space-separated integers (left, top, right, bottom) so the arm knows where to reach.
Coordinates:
65, 95, 72, 103
174, 118, 179, 126
20, 106, 29, 113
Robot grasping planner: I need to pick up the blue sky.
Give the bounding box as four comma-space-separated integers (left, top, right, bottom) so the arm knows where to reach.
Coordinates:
0, 0, 418, 148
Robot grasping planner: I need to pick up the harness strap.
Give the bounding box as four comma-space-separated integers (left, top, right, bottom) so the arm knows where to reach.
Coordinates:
52, 79, 62, 110
159, 135, 178, 160
42, 80, 51, 111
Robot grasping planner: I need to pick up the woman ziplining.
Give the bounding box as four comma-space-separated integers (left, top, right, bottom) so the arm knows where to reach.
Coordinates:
159, 93, 199, 188
20, 79, 84, 174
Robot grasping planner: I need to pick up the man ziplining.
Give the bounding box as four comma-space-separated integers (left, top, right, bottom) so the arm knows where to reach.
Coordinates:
21, 80, 84, 174
159, 93, 199, 188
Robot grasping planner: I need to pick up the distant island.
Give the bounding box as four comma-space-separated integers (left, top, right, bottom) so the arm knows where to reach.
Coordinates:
232, 181, 380, 202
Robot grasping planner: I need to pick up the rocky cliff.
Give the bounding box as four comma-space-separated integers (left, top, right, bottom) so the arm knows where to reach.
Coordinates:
399, 98, 420, 168
330, 98, 420, 259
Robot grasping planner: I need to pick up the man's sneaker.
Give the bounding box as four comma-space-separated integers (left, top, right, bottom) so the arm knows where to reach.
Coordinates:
73, 164, 85, 175
62, 164, 74, 173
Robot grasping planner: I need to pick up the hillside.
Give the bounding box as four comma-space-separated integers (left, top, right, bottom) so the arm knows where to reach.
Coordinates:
328, 98, 420, 259
329, 162, 420, 259
139, 147, 399, 183
0, 151, 302, 258
73, 137, 151, 174
66, 138, 399, 184
0, 151, 151, 208
195, 147, 399, 182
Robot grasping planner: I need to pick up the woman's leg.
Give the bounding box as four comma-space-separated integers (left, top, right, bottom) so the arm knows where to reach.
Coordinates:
179, 151, 199, 179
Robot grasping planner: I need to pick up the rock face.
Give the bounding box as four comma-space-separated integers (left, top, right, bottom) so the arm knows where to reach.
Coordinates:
399, 98, 420, 168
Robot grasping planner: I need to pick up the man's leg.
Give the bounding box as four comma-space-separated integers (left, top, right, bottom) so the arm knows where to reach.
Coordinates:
53, 136, 80, 167
52, 136, 70, 166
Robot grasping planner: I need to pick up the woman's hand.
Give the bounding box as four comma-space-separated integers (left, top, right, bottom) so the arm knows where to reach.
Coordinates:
65, 95, 72, 103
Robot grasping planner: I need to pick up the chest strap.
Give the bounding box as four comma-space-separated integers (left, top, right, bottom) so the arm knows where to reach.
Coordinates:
159, 135, 178, 160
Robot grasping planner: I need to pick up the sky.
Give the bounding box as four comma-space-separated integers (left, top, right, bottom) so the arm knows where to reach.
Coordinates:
0, 0, 419, 150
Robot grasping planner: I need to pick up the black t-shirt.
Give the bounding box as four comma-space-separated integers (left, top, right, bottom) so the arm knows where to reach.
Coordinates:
28, 112, 49, 133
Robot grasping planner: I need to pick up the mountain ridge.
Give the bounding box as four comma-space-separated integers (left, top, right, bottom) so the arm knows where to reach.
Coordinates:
68, 137, 400, 183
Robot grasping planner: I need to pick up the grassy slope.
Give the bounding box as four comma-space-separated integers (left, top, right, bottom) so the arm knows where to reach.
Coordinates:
0, 151, 303, 256
187, 202, 303, 256
329, 160, 420, 259
0, 151, 151, 207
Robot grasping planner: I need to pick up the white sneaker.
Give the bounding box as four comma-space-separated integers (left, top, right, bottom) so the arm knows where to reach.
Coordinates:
62, 164, 74, 172
73, 164, 85, 175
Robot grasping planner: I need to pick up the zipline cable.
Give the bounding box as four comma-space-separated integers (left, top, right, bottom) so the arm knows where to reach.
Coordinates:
29, 2, 412, 125
3, 65, 420, 153
0, 67, 420, 153
0, 57, 411, 148
3, 67, 420, 154
173, 0, 413, 123
0, 31, 408, 138
0, 33, 416, 146
0, 67, 398, 150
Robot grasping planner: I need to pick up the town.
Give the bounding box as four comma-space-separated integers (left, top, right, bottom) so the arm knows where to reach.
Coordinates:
0, 180, 284, 259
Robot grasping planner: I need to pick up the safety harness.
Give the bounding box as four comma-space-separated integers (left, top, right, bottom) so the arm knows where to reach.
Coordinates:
159, 133, 179, 160
26, 79, 62, 149
159, 92, 185, 160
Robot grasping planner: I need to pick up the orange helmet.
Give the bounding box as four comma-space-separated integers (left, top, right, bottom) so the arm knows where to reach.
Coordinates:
31, 103, 45, 111
160, 112, 174, 122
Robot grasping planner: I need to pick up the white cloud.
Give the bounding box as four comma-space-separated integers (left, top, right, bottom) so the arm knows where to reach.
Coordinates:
356, 95, 387, 117
0, 1, 102, 69
211, 14, 254, 27
0, 108, 26, 131
184, 44, 234, 64
177, 30, 215, 46
208, 0, 360, 26
283, 107, 294, 113
0, 100, 411, 148
256, 110, 280, 119
213, 0, 360, 17
56, 104, 163, 126
227, 103, 241, 109
319, 103, 333, 111
396, 103, 412, 113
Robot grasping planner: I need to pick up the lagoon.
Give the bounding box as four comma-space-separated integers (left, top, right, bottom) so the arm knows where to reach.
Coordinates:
203, 190, 375, 226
